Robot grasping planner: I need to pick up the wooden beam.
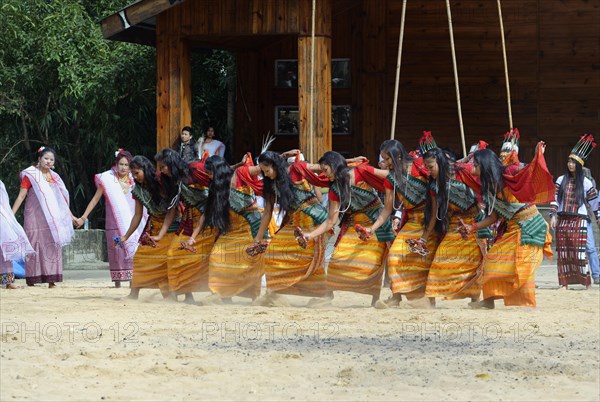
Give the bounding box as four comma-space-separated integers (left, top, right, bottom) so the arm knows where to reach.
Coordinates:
101, 0, 187, 40
297, 0, 332, 162
156, 7, 191, 151
298, 35, 332, 162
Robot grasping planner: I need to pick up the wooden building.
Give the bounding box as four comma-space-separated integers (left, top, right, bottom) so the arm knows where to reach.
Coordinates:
101, 0, 599, 179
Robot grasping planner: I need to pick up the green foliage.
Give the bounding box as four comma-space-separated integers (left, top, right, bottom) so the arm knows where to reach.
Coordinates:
0, 0, 156, 226
0, 0, 235, 228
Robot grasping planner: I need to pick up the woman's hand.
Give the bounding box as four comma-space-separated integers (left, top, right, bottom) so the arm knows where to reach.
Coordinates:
550, 216, 557, 230
150, 234, 163, 242
282, 149, 301, 158
355, 224, 372, 241
294, 227, 310, 249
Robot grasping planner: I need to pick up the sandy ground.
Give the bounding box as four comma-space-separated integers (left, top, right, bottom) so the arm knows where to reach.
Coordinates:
1, 263, 599, 401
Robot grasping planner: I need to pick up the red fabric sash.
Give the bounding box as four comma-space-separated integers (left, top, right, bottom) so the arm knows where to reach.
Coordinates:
504, 144, 555, 204
188, 161, 210, 186
235, 164, 263, 196
290, 162, 331, 188
457, 143, 555, 204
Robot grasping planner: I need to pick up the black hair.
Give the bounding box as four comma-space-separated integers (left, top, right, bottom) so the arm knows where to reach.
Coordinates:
182, 126, 192, 134
113, 150, 133, 167
473, 149, 507, 211
129, 155, 161, 205
380, 139, 415, 193
557, 158, 585, 208
257, 151, 295, 219
36, 146, 57, 160
318, 151, 351, 212
201, 155, 233, 234
423, 148, 451, 235
154, 148, 189, 205
441, 147, 458, 163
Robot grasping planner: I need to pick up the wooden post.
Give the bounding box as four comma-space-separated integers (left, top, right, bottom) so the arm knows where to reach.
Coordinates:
298, 0, 332, 163
156, 8, 191, 151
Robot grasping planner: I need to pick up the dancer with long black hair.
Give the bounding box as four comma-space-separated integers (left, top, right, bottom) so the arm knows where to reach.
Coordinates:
200, 155, 263, 304
154, 148, 209, 302
120, 155, 177, 300
417, 147, 484, 304
296, 151, 394, 306
171, 156, 215, 303
249, 151, 329, 306
363, 139, 434, 308
459, 146, 553, 308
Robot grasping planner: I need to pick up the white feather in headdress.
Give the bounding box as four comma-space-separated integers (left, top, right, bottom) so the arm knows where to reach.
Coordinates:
261, 131, 276, 155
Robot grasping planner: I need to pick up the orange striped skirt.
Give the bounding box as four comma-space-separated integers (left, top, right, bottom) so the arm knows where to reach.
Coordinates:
480, 219, 551, 307
167, 230, 215, 294
131, 232, 175, 296
387, 207, 437, 299
208, 211, 263, 299
263, 210, 327, 297
327, 212, 387, 296
425, 217, 484, 299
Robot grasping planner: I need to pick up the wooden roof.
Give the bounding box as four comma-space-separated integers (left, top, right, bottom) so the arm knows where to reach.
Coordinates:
100, 0, 188, 46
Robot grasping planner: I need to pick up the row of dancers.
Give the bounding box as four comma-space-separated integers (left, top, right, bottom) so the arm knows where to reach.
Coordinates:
1, 129, 598, 309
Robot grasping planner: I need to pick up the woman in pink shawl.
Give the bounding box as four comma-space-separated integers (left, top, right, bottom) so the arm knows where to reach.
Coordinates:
1, 179, 35, 288
75, 150, 148, 288
12, 146, 76, 287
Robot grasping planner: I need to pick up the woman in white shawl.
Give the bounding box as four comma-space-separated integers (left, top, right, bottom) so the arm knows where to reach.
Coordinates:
12, 146, 76, 288
75, 149, 148, 288
1, 179, 35, 288
195, 126, 226, 159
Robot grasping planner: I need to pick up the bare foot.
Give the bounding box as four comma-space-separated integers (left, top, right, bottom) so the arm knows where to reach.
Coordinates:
6, 283, 20, 289
468, 298, 495, 309
114, 282, 122, 288
48, 282, 56, 288
371, 295, 381, 307
382, 293, 402, 307
252, 294, 269, 306
373, 299, 389, 309
306, 293, 334, 308
406, 297, 435, 309
125, 288, 140, 300
199, 293, 223, 306
184, 293, 195, 304
252, 292, 290, 307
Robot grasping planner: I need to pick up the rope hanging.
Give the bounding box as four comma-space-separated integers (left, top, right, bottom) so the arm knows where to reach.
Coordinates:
390, 0, 408, 140
308, 0, 316, 162
445, 0, 467, 157
497, 0, 513, 129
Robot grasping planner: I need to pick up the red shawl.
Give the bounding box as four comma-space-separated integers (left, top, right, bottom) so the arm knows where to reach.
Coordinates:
188, 161, 210, 186
290, 162, 331, 188
235, 153, 263, 196
458, 143, 555, 204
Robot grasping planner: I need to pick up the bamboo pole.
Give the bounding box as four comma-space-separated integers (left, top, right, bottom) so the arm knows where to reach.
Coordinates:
309, 0, 316, 162
445, 0, 467, 157
390, 0, 408, 140
497, 0, 513, 129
